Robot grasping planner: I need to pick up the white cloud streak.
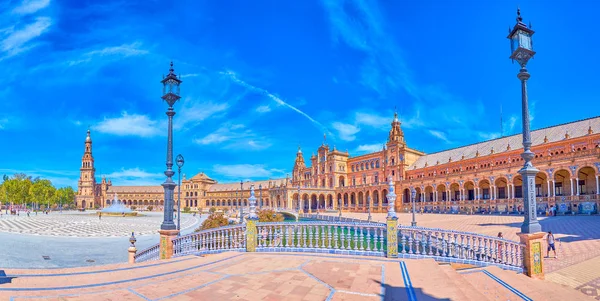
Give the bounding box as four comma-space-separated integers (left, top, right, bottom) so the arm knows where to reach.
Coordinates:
194, 123, 271, 150
355, 143, 384, 154
1, 16, 52, 57
104, 167, 164, 186
428, 130, 452, 143
67, 42, 148, 66
221, 70, 333, 137
12, 0, 50, 15
256, 105, 271, 113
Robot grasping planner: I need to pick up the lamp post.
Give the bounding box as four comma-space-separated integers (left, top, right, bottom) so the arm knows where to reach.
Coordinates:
338, 198, 342, 219
239, 180, 244, 223
508, 9, 541, 234
160, 62, 182, 232
176, 154, 184, 234
411, 187, 417, 226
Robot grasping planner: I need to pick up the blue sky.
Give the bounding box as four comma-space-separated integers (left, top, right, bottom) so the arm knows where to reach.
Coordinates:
1, 0, 599, 188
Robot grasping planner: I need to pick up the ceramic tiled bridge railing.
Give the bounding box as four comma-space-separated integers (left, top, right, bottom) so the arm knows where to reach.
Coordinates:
134, 220, 524, 273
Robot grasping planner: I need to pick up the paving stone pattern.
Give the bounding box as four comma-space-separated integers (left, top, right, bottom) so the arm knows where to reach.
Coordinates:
0, 252, 587, 301
0, 211, 198, 237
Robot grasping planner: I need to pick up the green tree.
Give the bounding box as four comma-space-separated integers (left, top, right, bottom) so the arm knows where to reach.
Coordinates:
257, 209, 284, 222
30, 179, 54, 208
55, 186, 76, 207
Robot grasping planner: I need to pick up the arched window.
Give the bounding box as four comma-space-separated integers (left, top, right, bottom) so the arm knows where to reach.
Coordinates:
376, 160, 380, 168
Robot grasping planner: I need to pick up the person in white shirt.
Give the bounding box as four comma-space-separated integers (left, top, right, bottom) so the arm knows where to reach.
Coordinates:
546, 231, 557, 258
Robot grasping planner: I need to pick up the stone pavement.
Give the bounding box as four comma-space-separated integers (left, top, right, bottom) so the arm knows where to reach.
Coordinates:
0, 252, 588, 301
0, 211, 198, 237
0, 212, 203, 269
321, 212, 600, 296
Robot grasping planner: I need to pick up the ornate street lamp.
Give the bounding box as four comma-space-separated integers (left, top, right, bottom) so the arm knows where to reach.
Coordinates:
508, 9, 541, 234
160, 62, 182, 232
248, 185, 258, 220
338, 198, 342, 219
411, 187, 417, 226
386, 178, 397, 220
176, 154, 184, 234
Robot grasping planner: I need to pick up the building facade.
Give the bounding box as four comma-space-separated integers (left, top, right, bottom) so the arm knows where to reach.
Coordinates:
76, 114, 600, 215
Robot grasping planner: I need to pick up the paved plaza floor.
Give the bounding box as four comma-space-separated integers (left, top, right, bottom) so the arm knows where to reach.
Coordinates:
0, 252, 586, 301
0, 211, 203, 269
320, 212, 600, 298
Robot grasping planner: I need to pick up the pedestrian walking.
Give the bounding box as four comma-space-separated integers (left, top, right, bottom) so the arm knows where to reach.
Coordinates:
546, 231, 557, 258
99, 212, 102, 220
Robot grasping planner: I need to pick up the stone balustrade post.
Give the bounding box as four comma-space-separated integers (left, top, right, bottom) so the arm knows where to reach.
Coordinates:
246, 185, 258, 252
386, 179, 398, 258
128, 232, 137, 264
518, 232, 545, 279
159, 229, 179, 260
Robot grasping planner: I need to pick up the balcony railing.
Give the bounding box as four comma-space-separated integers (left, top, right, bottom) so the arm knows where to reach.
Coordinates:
172, 224, 246, 258
134, 244, 160, 263
397, 226, 523, 271
255, 221, 386, 257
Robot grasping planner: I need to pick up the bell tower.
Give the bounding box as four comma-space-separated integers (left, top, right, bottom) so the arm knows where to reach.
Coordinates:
292, 146, 306, 185
386, 111, 407, 181
76, 129, 97, 209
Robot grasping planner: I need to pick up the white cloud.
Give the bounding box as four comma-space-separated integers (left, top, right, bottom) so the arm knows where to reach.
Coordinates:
0, 169, 78, 188
354, 112, 388, 129
428, 130, 452, 143
1, 16, 52, 57
175, 98, 229, 130
213, 164, 285, 179
94, 111, 160, 137
195, 123, 271, 150
332, 122, 359, 141
478, 132, 501, 140
72, 120, 82, 126
355, 143, 383, 154
506, 115, 518, 135
104, 168, 164, 186
179, 73, 199, 78
67, 42, 148, 66
256, 105, 271, 113
12, 0, 51, 15
221, 70, 333, 138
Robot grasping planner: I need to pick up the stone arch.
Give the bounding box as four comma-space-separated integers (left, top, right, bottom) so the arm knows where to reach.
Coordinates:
494, 177, 509, 199
343, 193, 349, 207
311, 194, 318, 210
478, 179, 491, 200
425, 185, 434, 202
338, 176, 346, 187
373, 190, 380, 207
512, 175, 523, 198
302, 193, 309, 211
553, 169, 571, 196
327, 194, 333, 208
436, 184, 446, 201
365, 191, 371, 208
449, 183, 460, 201
358, 191, 364, 207
402, 188, 410, 204
318, 194, 325, 209
414, 187, 423, 202
464, 181, 475, 200
535, 172, 548, 197
577, 166, 597, 195
382, 189, 388, 206
350, 192, 356, 207
276, 195, 281, 208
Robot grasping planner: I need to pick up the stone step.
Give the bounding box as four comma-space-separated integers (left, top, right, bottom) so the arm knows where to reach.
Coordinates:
402, 258, 467, 300
483, 266, 589, 301
439, 265, 490, 300
460, 268, 525, 300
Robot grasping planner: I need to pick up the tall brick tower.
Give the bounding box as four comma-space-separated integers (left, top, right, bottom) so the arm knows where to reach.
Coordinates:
76, 129, 97, 209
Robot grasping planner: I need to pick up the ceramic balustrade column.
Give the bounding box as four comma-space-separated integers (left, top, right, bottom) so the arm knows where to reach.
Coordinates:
576, 178, 580, 195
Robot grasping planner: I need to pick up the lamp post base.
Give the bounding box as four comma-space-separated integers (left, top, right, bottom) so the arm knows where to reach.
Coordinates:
518, 232, 546, 279
519, 165, 542, 234
158, 229, 180, 260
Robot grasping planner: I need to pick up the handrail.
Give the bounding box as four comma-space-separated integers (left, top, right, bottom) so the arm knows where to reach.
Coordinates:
171, 224, 246, 258
255, 221, 387, 257
397, 225, 524, 270
134, 244, 160, 262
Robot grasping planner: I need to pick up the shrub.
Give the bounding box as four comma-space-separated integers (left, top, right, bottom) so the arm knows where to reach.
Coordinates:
257, 209, 284, 222
131, 206, 137, 210
183, 207, 191, 213
197, 212, 229, 231
208, 207, 217, 213
147, 206, 153, 211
